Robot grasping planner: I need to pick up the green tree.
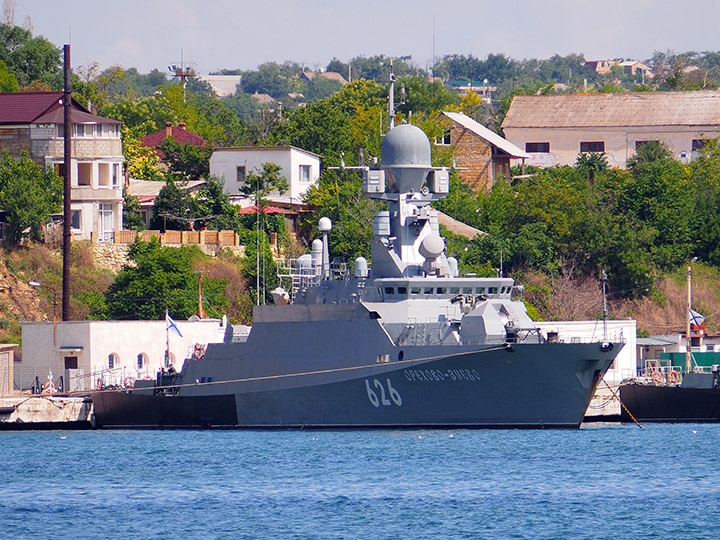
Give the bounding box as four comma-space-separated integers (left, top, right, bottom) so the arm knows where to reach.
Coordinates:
150, 175, 198, 231
122, 187, 146, 231
105, 238, 227, 319
0, 59, 19, 91
0, 23, 62, 89
0, 150, 62, 244
158, 136, 212, 180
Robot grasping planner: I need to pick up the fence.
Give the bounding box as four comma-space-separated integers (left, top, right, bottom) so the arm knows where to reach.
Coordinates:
113, 229, 241, 247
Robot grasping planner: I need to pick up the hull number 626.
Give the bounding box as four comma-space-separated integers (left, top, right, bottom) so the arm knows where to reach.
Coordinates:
365, 379, 403, 407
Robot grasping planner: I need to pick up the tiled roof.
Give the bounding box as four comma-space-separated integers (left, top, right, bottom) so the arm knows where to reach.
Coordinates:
140, 124, 207, 148
0, 91, 120, 125
502, 91, 720, 129
443, 112, 529, 158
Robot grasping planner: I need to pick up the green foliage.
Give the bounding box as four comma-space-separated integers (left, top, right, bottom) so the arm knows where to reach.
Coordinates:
150, 175, 197, 231
105, 238, 227, 320
303, 170, 377, 262
193, 176, 244, 231
0, 23, 62, 89
626, 140, 675, 169
238, 229, 279, 305
0, 150, 62, 244
575, 152, 609, 180
121, 125, 164, 181
157, 136, 212, 180
241, 163, 289, 203
0, 59, 19, 91
122, 187, 146, 231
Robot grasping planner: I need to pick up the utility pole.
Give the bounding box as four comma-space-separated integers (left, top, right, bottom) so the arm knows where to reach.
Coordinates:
686, 261, 694, 373
62, 44, 71, 321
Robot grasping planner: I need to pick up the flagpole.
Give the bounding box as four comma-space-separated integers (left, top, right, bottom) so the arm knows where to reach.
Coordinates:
165, 307, 170, 368
686, 261, 694, 374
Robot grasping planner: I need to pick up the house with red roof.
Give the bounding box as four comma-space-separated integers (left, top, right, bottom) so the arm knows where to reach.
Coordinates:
0, 91, 124, 241
140, 122, 208, 161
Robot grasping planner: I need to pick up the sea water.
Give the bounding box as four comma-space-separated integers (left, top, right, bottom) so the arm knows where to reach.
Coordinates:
1, 424, 719, 539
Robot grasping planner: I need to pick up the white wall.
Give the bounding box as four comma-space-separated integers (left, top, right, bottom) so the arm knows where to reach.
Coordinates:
536, 319, 637, 384
210, 147, 320, 204
18, 319, 232, 391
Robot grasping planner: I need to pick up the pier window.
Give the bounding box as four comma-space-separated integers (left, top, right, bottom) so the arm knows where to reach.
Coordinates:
410, 287, 421, 295
449, 287, 459, 294
64, 356, 78, 369
423, 287, 434, 294
488, 287, 498, 294
137, 352, 149, 369
436, 287, 447, 295
384, 287, 395, 295
397, 286, 407, 296
474, 287, 485, 294
108, 353, 119, 369
462, 287, 472, 294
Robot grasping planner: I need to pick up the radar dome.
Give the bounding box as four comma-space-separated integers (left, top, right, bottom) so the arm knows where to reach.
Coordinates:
381, 124, 431, 168
419, 234, 445, 260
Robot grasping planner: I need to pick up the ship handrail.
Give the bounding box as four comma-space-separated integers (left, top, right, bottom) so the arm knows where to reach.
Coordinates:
95, 342, 512, 395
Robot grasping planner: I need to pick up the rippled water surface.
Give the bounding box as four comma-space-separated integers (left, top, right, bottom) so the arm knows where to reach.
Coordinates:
2, 424, 720, 539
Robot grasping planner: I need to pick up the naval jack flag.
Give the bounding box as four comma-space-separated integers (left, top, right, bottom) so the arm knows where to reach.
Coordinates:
690, 309, 706, 329
166, 311, 183, 337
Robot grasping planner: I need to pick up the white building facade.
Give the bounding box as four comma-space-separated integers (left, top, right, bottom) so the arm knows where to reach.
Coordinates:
210, 146, 321, 206
17, 318, 247, 393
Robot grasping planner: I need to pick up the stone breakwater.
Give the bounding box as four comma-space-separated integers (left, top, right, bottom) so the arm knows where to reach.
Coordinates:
0, 395, 94, 429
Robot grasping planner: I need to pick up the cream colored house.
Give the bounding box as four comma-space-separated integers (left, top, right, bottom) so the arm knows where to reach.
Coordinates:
501, 91, 720, 168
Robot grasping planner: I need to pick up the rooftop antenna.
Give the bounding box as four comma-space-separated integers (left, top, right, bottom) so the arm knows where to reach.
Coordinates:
169, 47, 196, 101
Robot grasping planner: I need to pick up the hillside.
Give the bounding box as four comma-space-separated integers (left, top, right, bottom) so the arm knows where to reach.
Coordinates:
3, 244, 719, 348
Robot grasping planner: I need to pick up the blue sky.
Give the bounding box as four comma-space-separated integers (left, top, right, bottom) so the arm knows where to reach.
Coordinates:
11, 0, 720, 75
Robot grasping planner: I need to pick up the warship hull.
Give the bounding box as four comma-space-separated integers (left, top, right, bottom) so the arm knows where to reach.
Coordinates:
92, 341, 618, 429
619, 381, 720, 422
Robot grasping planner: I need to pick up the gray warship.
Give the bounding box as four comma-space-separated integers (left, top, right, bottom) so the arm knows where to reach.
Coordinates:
92, 122, 621, 429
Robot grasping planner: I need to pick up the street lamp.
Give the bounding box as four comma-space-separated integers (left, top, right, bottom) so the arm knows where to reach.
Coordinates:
29, 281, 57, 347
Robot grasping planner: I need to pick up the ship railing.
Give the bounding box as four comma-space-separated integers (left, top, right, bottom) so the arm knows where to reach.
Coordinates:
635, 360, 683, 384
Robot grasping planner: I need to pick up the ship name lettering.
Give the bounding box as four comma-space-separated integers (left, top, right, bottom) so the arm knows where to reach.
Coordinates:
403, 369, 481, 383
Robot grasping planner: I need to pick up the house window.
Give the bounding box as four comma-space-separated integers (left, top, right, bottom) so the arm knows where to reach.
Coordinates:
435, 129, 452, 145
635, 140, 659, 150
112, 164, 120, 187
96, 124, 106, 137
692, 139, 707, 151
525, 142, 550, 153
299, 164, 311, 183
236, 166, 246, 186
55, 125, 64, 138
98, 163, 110, 186
580, 141, 605, 153
74, 124, 93, 138
108, 353, 119, 370
70, 210, 81, 230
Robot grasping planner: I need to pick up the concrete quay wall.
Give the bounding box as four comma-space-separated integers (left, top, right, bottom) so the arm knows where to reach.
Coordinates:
0, 396, 93, 429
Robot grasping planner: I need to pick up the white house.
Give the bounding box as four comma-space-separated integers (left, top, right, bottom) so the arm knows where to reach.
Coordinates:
17, 318, 250, 393
210, 146, 321, 206
501, 91, 720, 168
